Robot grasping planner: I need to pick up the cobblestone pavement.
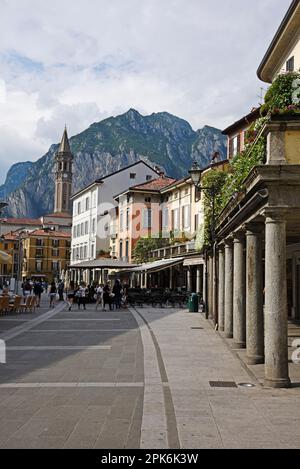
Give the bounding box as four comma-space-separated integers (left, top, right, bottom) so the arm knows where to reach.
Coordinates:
1, 297, 300, 448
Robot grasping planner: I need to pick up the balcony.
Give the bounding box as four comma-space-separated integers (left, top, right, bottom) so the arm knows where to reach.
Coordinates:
149, 241, 196, 260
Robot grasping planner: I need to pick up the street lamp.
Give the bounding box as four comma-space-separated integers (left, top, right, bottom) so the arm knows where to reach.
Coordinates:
189, 161, 219, 320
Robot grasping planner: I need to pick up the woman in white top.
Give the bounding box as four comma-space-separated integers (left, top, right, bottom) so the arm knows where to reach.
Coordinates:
95, 284, 104, 310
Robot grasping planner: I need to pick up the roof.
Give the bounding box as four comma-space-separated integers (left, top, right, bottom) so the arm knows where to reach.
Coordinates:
222, 108, 261, 135
71, 160, 159, 200
28, 229, 71, 238
0, 218, 42, 226
69, 259, 138, 269
1, 231, 18, 241
58, 127, 72, 154
257, 0, 300, 83
44, 212, 72, 219
131, 176, 177, 192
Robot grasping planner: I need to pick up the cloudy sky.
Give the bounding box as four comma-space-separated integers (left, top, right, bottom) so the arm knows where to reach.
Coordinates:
0, 0, 292, 183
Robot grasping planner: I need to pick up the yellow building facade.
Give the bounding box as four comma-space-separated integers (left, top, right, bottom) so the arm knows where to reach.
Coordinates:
22, 229, 71, 282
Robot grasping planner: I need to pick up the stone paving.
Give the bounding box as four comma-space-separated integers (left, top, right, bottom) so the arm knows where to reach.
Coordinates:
0, 296, 300, 448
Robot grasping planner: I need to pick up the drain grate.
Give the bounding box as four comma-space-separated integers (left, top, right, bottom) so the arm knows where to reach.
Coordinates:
191, 327, 203, 330
209, 381, 238, 388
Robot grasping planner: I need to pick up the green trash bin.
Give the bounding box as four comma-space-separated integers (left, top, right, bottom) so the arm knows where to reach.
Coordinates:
188, 293, 199, 313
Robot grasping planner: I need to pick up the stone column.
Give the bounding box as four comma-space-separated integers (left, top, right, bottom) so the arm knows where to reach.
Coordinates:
187, 268, 192, 292
169, 267, 173, 290
218, 244, 225, 332
246, 223, 264, 364
233, 232, 246, 348
196, 266, 201, 294
264, 211, 290, 388
208, 254, 214, 319
224, 238, 233, 338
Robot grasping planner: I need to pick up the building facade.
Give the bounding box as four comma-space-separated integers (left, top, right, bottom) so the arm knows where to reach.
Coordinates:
22, 229, 71, 282
71, 161, 159, 266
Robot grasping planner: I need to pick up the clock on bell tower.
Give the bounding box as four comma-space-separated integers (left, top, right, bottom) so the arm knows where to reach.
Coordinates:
54, 127, 73, 214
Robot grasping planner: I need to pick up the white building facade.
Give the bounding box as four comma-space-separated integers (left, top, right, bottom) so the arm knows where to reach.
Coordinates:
71, 161, 159, 265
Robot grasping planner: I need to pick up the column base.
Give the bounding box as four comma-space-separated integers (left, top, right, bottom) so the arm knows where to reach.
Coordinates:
247, 355, 264, 365
233, 341, 246, 350
264, 377, 291, 389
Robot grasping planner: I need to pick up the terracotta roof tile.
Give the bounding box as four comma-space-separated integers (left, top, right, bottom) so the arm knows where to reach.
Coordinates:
0, 218, 41, 226
131, 176, 177, 192
29, 230, 71, 238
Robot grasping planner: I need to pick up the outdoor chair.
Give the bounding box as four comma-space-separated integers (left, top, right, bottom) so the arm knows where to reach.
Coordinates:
0, 296, 10, 315
0, 297, 5, 315
20, 295, 32, 314
28, 296, 36, 313
8, 296, 22, 314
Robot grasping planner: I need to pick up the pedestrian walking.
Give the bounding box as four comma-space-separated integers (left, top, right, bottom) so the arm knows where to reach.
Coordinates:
103, 283, 113, 311
49, 281, 57, 308
66, 281, 75, 311
95, 284, 104, 310
33, 281, 43, 307
113, 279, 122, 310
76, 283, 88, 310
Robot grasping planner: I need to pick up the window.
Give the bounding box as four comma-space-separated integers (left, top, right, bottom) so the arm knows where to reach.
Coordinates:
146, 175, 152, 181
76, 225, 80, 237
130, 173, 136, 180
36, 239, 44, 247
83, 245, 87, 259
36, 261, 43, 272
120, 211, 124, 232
286, 56, 295, 72
78, 202, 81, 215
91, 243, 95, 259
52, 249, 59, 257
81, 223, 84, 236
85, 221, 89, 235
142, 209, 152, 229
52, 261, 60, 272
73, 226, 76, 238
182, 206, 191, 230
125, 240, 129, 258
52, 239, 59, 248
92, 218, 96, 234
162, 207, 169, 229
230, 135, 240, 158
36, 248, 44, 258
79, 246, 83, 259
126, 209, 130, 230
86, 197, 90, 211
172, 209, 179, 231
145, 197, 151, 203
119, 241, 123, 259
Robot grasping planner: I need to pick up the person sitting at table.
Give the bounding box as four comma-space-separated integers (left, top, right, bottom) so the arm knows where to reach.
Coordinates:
2, 286, 9, 296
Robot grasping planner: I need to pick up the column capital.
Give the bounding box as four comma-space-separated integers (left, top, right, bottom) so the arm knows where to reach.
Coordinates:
224, 236, 234, 247
263, 207, 288, 223
233, 229, 246, 243
217, 241, 225, 252
245, 221, 265, 236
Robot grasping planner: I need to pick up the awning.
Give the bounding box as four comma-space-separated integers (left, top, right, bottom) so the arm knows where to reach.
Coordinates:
0, 250, 12, 264
133, 257, 184, 274
69, 259, 139, 270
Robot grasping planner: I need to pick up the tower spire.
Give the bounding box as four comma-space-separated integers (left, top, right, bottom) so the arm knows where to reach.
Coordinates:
54, 127, 73, 214
58, 126, 71, 154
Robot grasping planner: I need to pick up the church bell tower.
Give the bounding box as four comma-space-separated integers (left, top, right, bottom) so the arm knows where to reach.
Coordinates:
54, 127, 73, 214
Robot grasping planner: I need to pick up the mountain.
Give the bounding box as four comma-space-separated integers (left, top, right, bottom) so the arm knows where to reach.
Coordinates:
3, 109, 227, 218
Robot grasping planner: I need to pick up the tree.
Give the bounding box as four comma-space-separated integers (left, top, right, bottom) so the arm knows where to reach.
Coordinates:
133, 237, 166, 263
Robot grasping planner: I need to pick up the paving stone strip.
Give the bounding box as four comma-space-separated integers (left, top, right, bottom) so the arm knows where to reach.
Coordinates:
130, 307, 180, 449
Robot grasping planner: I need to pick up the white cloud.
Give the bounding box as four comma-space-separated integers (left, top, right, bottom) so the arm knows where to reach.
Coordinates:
0, 0, 292, 183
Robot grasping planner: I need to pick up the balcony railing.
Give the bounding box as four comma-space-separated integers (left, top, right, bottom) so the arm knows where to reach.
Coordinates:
149, 241, 196, 260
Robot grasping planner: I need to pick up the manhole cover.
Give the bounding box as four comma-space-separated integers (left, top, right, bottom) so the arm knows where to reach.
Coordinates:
209, 381, 237, 388
238, 383, 255, 388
